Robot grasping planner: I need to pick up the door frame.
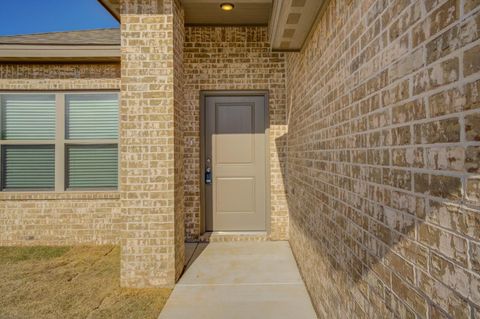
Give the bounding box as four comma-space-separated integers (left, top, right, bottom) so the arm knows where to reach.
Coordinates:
199, 90, 271, 234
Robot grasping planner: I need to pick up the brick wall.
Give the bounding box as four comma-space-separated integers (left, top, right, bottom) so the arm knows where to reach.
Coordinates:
183, 26, 289, 240
0, 192, 121, 245
0, 63, 120, 90
0, 63, 121, 246
0, 63, 120, 79
286, 0, 480, 318
173, 0, 185, 281
120, 0, 184, 288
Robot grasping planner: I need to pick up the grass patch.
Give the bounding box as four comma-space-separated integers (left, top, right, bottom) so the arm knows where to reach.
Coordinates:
0, 246, 171, 319
0, 246, 70, 263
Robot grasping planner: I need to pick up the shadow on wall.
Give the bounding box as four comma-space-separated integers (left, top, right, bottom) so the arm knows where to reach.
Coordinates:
275, 132, 472, 319
183, 242, 208, 273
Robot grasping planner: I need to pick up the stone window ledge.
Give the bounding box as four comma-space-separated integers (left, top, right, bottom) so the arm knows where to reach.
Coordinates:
0, 191, 120, 201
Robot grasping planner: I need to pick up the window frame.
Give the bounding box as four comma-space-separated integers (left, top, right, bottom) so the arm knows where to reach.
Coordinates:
0, 91, 120, 192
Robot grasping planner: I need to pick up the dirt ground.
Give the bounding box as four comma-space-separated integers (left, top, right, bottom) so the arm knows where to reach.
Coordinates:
0, 245, 171, 319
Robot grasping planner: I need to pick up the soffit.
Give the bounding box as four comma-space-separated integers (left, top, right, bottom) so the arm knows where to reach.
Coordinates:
269, 0, 325, 51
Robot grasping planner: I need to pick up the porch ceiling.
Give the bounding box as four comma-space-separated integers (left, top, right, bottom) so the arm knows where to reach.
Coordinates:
181, 0, 272, 26
98, 0, 272, 25
97, 0, 326, 51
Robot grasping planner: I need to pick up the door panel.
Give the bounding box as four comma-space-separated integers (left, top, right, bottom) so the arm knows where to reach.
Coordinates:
215, 103, 254, 164
216, 178, 255, 213
205, 95, 266, 231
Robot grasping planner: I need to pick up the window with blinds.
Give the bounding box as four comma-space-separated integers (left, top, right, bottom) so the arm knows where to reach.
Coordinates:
2, 146, 55, 189
67, 145, 118, 189
66, 94, 118, 139
1, 94, 56, 140
0, 92, 119, 191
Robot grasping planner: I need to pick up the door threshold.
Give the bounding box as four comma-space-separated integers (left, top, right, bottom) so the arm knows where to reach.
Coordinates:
199, 231, 268, 243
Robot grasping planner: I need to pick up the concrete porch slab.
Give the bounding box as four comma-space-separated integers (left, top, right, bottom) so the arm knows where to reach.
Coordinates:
199, 231, 268, 242
159, 241, 317, 319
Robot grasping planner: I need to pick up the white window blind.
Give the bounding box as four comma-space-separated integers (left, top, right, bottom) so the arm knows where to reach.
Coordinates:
66, 94, 119, 139
67, 145, 118, 188
1, 94, 56, 140
2, 146, 55, 189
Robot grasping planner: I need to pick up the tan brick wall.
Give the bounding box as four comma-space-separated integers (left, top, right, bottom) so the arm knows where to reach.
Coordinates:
0, 63, 120, 79
0, 63, 120, 90
0, 63, 121, 246
0, 192, 121, 245
286, 0, 480, 318
173, 0, 185, 281
183, 26, 289, 240
119, 0, 184, 288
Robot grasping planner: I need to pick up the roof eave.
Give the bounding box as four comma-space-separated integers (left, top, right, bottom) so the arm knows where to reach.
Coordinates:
0, 44, 121, 62
269, 0, 325, 51
98, 0, 120, 22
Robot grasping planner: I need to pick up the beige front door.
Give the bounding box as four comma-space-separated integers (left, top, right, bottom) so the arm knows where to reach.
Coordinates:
204, 94, 267, 231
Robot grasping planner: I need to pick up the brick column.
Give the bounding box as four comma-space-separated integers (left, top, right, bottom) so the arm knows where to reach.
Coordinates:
119, 0, 184, 288
172, 0, 185, 282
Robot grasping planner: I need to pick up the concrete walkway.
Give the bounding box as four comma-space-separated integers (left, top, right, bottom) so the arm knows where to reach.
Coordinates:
159, 241, 317, 319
